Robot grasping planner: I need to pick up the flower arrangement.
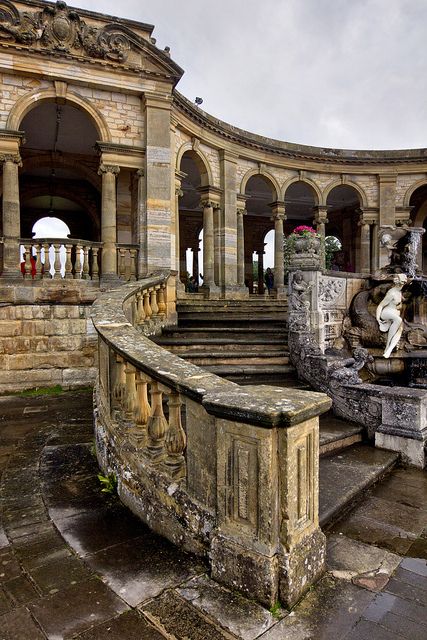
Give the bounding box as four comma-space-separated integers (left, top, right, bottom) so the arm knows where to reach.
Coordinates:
284, 225, 322, 272
292, 225, 319, 237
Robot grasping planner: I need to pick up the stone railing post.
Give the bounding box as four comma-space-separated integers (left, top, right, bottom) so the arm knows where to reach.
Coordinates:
236, 205, 246, 287
203, 385, 331, 609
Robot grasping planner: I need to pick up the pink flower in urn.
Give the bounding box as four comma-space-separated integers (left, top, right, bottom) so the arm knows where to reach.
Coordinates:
292, 225, 318, 236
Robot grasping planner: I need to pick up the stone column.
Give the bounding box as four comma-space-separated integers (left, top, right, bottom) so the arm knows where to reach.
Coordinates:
175, 172, 185, 292
1, 154, 22, 279
200, 199, 219, 296
99, 163, 120, 282
257, 247, 265, 294
270, 201, 286, 298
136, 168, 145, 279
236, 205, 246, 287
214, 203, 221, 286
313, 205, 329, 241
371, 221, 379, 272
378, 173, 397, 267
358, 211, 371, 275
192, 244, 199, 282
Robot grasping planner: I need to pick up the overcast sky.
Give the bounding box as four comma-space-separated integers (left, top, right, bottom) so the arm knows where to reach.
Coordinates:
74, 0, 426, 150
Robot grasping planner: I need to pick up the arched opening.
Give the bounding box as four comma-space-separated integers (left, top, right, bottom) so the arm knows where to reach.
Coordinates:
244, 175, 276, 293
326, 185, 361, 272
179, 151, 205, 290
19, 101, 101, 242
284, 181, 317, 232
409, 184, 427, 273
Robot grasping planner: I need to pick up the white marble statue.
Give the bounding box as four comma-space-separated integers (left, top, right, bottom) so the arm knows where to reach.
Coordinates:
376, 273, 408, 359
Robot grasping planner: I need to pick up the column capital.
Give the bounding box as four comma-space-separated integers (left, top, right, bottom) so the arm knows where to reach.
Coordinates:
198, 185, 222, 210
0, 153, 22, 167
359, 207, 379, 225
98, 164, 120, 176
136, 168, 144, 178
200, 198, 219, 209
175, 187, 184, 198
269, 200, 286, 219
313, 205, 329, 223
395, 206, 413, 226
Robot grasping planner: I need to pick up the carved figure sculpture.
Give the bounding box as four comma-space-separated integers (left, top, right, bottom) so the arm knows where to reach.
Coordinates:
289, 270, 312, 311
376, 273, 408, 358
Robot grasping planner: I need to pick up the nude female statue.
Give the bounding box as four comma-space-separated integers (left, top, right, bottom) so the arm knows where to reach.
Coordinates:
376, 273, 408, 358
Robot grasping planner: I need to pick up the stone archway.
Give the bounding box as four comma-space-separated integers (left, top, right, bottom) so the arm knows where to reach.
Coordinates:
326, 185, 362, 272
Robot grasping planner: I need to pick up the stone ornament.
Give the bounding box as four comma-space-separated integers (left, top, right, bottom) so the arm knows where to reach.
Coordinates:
0, 0, 132, 62
289, 270, 312, 311
376, 273, 408, 359
319, 276, 346, 307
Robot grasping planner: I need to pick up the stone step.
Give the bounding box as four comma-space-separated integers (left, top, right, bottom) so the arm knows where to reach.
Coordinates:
153, 335, 288, 346
177, 299, 288, 309
177, 352, 290, 366
162, 326, 287, 336
319, 444, 399, 528
157, 342, 288, 355
319, 412, 364, 456
203, 365, 298, 384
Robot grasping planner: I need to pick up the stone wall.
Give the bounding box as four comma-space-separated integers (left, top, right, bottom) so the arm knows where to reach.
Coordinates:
0, 284, 98, 394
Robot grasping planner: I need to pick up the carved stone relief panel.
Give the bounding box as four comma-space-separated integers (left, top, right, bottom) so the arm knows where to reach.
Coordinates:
318, 276, 346, 309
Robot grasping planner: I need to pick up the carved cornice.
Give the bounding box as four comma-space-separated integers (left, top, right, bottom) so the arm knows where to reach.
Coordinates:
173, 92, 427, 167
0, 1, 183, 82
96, 142, 145, 157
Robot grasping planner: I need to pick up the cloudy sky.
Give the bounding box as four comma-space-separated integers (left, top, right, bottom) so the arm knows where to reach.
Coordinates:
75, 0, 426, 150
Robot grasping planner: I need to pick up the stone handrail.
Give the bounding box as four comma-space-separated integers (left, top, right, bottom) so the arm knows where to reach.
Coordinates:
91, 272, 332, 608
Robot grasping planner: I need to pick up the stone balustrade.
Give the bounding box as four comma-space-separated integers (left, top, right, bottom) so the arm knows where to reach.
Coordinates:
91, 272, 332, 608
15, 239, 139, 282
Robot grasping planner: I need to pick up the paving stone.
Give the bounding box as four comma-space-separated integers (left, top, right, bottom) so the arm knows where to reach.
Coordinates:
85, 533, 206, 606
254, 576, 376, 640
142, 590, 236, 639
0, 527, 8, 549
377, 610, 427, 640
344, 618, 406, 640
393, 566, 427, 592
0, 548, 21, 582
3, 573, 40, 604
326, 534, 400, 590
399, 557, 427, 577
75, 609, 167, 639
29, 555, 95, 595
14, 530, 72, 570
53, 504, 148, 558
0, 605, 46, 640
363, 590, 427, 626
29, 577, 129, 639
0, 584, 13, 615
385, 576, 427, 605
177, 573, 278, 640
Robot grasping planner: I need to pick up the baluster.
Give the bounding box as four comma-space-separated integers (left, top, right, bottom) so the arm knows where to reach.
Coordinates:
36, 244, 43, 279
82, 245, 90, 280
165, 392, 186, 479
145, 381, 167, 462
150, 287, 159, 318
92, 247, 100, 280
52, 243, 61, 278
74, 243, 82, 279
64, 243, 73, 279
124, 361, 137, 421
136, 291, 145, 325
119, 248, 126, 279
157, 283, 166, 319
143, 289, 152, 323
24, 246, 31, 278
130, 372, 151, 449
113, 355, 126, 410
43, 242, 51, 278
130, 249, 137, 280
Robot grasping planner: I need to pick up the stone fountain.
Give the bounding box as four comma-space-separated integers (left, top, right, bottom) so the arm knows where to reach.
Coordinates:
287, 226, 427, 467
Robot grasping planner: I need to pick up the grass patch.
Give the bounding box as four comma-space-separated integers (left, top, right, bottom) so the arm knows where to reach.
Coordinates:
16, 385, 64, 397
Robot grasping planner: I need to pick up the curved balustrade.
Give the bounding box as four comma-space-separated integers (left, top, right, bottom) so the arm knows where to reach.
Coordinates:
91, 271, 332, 608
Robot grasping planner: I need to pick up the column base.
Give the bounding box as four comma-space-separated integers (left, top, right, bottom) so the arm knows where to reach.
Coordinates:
221, 284, 249, 299
100, 274, 122, 289
274, 285, 287, 299
200, 283, 221, 299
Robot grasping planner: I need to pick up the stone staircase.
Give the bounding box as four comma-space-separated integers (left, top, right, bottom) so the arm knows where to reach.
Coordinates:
153, 298, 303, 386
153, 298, 400, 529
